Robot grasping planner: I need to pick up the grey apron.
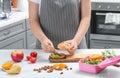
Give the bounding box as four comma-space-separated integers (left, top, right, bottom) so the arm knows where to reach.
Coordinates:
36, 0, 87, 49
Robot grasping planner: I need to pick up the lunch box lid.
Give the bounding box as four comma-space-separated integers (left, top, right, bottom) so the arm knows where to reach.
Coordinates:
98, 55, 120, 68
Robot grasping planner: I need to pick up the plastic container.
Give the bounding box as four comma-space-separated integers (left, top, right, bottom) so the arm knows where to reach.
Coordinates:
79, 55, 120, 74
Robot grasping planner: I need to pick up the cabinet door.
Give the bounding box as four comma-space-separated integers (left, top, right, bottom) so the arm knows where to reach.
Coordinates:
27, 30, 37, 49
25, 19, 31, 30
0, 32, 26, 49
0, 20, 26, 41
90, 40, 120, 49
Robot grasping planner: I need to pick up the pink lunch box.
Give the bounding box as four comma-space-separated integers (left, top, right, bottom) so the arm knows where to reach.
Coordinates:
79, 55, 120, 74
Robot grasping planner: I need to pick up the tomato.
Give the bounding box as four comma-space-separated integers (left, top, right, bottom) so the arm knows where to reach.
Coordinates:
26, 51, 38, 63
29, 57, 37, 63
26, 56, 31, 61
30, 52, 38, 57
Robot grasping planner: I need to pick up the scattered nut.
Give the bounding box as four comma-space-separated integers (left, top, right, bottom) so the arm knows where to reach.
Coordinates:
47, 69, 53, 73
70, 67, 72, 70
38, 68, 41, 70
38, 70, 41, 73
33, 64, 72, 75
60, 72, 63, 74
66, 68, 69, 70
33, 68, 38, 71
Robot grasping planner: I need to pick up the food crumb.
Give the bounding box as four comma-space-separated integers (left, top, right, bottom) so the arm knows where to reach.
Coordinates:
60, 72, 63, 74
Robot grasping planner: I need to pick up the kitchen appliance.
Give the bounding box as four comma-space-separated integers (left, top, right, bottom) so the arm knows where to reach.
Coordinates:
0, 0, 12, 19
90, 2, 120, 49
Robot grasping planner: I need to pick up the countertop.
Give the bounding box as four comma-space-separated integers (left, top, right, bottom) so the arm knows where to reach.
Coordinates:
0, 49, 120, 78
0, 12, 28, 28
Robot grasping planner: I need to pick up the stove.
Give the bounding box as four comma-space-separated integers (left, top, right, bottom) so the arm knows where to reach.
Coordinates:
88, 2, 120, 49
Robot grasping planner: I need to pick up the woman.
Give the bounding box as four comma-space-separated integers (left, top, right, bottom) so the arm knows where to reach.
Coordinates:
29, 0, 91, 55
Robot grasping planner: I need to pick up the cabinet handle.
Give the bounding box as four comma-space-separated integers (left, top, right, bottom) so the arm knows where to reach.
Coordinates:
3, 31, 10, 36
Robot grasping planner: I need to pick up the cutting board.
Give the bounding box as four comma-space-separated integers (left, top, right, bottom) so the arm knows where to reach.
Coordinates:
49, 54, 90, 62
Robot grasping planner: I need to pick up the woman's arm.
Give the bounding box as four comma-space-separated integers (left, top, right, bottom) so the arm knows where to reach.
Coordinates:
29, 1, 57, 52
29, 1, 47, 42
73, 0, 91, 44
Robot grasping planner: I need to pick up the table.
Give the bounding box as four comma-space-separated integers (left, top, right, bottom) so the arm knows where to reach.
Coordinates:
0, 49, 120, 78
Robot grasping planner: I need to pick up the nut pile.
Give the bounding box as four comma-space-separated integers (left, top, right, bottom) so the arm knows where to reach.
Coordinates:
33, 63, 72, 74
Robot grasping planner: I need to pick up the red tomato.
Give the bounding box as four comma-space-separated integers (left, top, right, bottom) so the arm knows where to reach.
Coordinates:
26, 56, 31, 61
30, 52, 38, 57
29, 57, 37, 63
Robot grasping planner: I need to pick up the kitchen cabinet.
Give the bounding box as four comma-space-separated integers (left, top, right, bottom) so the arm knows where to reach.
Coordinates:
90, 40, 120, 49
0, 11, 37, 49
0, 32, 26, 49
0, 20, 25, 41
0, 19, 37, 49
0, 20, 26, 49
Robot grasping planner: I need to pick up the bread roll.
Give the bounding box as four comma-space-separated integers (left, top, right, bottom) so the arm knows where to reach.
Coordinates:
57, 41, 70, 51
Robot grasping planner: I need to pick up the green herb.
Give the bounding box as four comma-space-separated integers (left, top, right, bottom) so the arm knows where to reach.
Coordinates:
102, 50, 116, 58
50, 53, 60, 58
84, 59, 101, 65
94, 60, 101, 64
84, 60, 91, 64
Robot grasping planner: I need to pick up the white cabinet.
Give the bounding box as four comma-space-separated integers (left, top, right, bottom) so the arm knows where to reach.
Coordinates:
0, 19, 37, 49
0, 20, 27, 49
0, 32, 26, 49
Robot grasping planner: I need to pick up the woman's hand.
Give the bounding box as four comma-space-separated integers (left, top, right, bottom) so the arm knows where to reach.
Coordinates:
64, 39, 78, 55
41, 38, 57, 53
